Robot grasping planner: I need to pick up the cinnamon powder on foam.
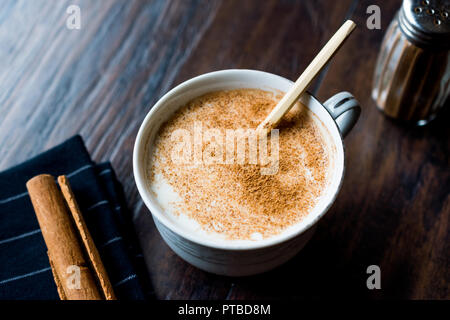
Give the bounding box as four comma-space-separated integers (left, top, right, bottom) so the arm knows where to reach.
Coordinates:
149, 89, 330, 240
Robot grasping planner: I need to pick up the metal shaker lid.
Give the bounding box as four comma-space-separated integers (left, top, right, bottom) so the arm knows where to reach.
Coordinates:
399, 0, 450, 49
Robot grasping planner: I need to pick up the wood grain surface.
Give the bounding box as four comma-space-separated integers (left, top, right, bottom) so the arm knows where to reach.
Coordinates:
0, 0, 448, 299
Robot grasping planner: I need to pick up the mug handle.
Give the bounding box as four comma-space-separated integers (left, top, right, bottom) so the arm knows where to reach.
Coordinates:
323, 92, 361, 138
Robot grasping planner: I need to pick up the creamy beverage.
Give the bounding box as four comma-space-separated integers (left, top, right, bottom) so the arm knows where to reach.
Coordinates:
146, 89, 335, 242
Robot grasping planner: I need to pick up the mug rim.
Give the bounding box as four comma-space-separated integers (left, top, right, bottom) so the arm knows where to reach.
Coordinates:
133, 69, 345, 251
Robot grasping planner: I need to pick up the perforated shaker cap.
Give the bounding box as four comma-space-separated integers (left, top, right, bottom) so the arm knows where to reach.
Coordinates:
399, 0, 450, 49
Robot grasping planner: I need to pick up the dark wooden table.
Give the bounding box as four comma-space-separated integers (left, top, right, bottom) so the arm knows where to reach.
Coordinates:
0, 0, 448, 299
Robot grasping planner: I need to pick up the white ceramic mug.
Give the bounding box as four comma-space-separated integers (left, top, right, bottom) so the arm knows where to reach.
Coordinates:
133, 69, 360, 276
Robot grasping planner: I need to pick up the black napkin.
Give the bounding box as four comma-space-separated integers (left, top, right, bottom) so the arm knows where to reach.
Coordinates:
0, 136, 152, 300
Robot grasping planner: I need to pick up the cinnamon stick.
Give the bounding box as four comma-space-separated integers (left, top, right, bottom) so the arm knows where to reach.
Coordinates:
58, 175, 116, 300
26, 174, 102, 300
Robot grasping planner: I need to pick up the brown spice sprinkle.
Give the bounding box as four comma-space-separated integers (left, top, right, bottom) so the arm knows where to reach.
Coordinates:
150, 89, 331, 240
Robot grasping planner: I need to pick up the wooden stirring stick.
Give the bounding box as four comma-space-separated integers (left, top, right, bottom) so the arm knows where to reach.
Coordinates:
257, 20, 356, 133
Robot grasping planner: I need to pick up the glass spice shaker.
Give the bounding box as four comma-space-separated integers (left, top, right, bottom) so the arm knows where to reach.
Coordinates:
372, 0, 450, 125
